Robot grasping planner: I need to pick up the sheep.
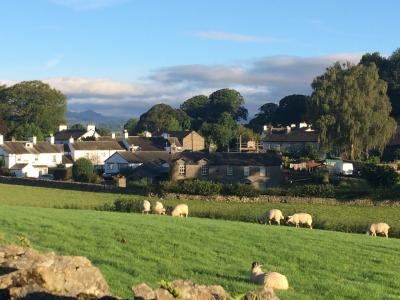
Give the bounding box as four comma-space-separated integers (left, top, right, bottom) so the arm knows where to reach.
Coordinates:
153, 201, 166, 215
141, 200, 151, 215
368, 223, 390, 238
250, 262, 289, 290
259, 209, 284, 225
286, 213, 313, 229
170, 204, 189, 217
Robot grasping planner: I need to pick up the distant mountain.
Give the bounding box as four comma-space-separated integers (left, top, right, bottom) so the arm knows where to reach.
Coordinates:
66, 110, 127, 131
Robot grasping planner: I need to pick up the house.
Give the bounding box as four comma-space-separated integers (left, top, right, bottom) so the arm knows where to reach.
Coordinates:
171, 152, 282, 188
0, 134, 64, 178
104, 151, 171, 180
54, 124, 100, 144
153, 130, 205, 151
68, 139, 125, 168
263, 124, 319, 152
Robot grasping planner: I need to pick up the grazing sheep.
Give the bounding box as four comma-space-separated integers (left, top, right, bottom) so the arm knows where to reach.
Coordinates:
141, 200, 151, 215
250, 262, 289, 290
171, 204, 189, 217
153, 201, 166, 215
286, 213, 313, 229
368, 223, 390, 238
259, 209, 284, 225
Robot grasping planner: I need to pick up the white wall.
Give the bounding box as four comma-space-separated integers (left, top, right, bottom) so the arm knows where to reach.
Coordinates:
72, 149, 121, 167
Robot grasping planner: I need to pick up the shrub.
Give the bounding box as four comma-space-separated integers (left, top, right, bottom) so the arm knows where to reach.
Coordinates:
288, 184, 335, 198
113, 198, 140, 212
160, 180, 222, 196
361, 164, 399, 187
222, 183, 261, 197
72, 158, 96, 183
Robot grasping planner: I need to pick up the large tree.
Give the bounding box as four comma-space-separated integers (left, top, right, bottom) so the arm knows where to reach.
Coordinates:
134, 104, 191, 133
180, 95, 209, 130
273, 94, 310, 126
123, 118, 139, 135
247, 102, 278, 133
360, 49, 400, 122
0, 81, 66, 137
208, 88, 248, 122
310, 62, 396, 160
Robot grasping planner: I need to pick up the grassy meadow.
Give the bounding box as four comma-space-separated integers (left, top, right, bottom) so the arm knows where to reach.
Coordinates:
0, 204, 399, 299
0, 183, 400, 237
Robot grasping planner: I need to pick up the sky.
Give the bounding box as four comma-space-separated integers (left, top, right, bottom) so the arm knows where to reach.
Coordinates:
1, 0, 400, 118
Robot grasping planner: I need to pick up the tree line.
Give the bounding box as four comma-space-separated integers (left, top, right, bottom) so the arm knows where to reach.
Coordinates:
1, 48, 400, 160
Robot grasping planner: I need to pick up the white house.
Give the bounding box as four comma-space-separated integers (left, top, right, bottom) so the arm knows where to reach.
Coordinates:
54, 124, 100, 144
0, 134, 64, 178
69, 139, 125, 168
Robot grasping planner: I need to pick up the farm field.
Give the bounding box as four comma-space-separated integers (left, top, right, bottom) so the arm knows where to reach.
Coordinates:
0, 183, 400, 237
0, 204, 399, 299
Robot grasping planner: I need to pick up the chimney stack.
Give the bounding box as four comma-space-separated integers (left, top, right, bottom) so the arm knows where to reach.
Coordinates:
59, 124, 67, 132
87, 124, 96, 132
111, 132, 116, 139
0, 134, 3, 145
123, 129, 128, 139
29, 136, 37, 145
47, 134, 55, 145
69, 136, 74, 144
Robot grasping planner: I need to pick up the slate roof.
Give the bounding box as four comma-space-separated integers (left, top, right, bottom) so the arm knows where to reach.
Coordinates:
126, 136, 176, 151
152, 130, 195, 143
115, 151, 171, 164
54, 129, 89, 140
10, 163, 29, 169
62, 155, 74, 164
72, 141, 124, 151
173, 152, 282, 166
264, 130, 319, 143
0, 142, 63, 154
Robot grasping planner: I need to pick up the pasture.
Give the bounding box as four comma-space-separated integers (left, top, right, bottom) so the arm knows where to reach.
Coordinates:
0, 183, 399, 237
0, 204, 399, 299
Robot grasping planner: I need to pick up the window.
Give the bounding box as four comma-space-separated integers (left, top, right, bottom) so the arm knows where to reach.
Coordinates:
108, 164, 114, 170
201, 164, 208, 176
179, 164, 186, 176
244, 166, 250, 177
260, 167, 266, 177
52, 155, 57, 163
226, 166, 233, 176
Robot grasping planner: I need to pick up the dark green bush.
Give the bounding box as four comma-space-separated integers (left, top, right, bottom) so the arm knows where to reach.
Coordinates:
161, 180, 222, 196
222, 183, 261, 197
361, 164, 399, 187
72, 158, 96, 183
288, 184, 335, 198
113, 198, 140, 212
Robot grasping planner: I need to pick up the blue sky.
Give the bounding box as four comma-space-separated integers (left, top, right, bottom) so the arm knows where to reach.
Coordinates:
1, 0, 399, 117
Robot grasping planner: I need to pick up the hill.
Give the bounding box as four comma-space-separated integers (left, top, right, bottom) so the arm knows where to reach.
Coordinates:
66, 110, 127, 131
0, 204, 399, 299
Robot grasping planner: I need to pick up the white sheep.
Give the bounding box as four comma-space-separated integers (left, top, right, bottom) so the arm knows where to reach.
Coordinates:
286, 213, 313, 229
153, 201, 166, 215
259, 209, 284, 225
368, 223, 390, 238
250, 262, 289, 290
171, 204, 189, 217
141, 200, 151, 215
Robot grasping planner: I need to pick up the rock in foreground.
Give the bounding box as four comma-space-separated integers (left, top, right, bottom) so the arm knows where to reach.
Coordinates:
0, 245, 111, 299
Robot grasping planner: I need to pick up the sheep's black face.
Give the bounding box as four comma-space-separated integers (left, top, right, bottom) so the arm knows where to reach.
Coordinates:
251, 262, 259, 269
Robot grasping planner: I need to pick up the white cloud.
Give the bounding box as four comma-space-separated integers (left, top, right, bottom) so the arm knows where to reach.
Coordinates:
192, 31, 277, 43
0, 53, 362, 117
50, 0, 128, 11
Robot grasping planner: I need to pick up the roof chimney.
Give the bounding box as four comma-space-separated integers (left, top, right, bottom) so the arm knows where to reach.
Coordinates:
111, 132, 116, 139
87, 124, 96, 132
47, 134, 55, 145
0, 134, 3, 145
29, 136, 37, 145
286, 126, 291, 134
69, 136, 74, 144
123, 129, 128, 139
59, 124, 67, 132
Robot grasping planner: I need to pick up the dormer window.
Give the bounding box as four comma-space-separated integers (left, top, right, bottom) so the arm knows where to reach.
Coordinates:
201, 164, 208, 176
179, 163, 186, 176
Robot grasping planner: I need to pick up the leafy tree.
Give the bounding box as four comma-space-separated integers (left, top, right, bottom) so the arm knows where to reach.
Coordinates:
0, 118, 8, 135
72, 158, 95, 183
13, 123, 44, 141
96, 127, 111, 136
310, 62, 396, 160
247, 102, 278, 133
135, 104, 190, 133
123, 118, 138, 135
70, 123, 85, 130
208, 89, 248, 122
0, 81, 66, 137
180, 95, 209, 130
360, 49, 400, 122
361, 164, 398, 187
273, 94, 310, 126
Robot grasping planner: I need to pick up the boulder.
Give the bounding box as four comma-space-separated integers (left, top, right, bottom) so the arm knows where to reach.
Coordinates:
0, 245, 110, 299
243, 287, 280, 300
132, 283, 156, 300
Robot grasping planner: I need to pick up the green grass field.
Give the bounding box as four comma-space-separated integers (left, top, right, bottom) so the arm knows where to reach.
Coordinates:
0, 204, 399, 299
1, 184, 400, 237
